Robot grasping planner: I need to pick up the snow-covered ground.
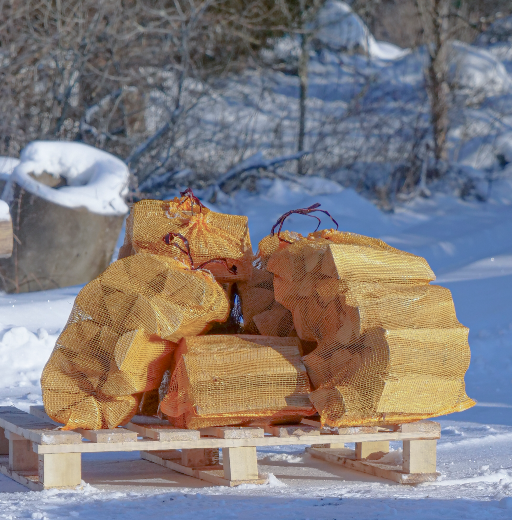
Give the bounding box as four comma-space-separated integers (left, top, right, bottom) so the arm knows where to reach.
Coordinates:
0, 178, 511, 518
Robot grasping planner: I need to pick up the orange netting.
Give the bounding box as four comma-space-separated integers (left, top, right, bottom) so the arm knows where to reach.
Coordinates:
267, 228, 475, 427
118, 189, 253, 282
238, 231, 301, 336
41, 194, 475, 432
41, 253, 230, 430
160, 334, 316, 429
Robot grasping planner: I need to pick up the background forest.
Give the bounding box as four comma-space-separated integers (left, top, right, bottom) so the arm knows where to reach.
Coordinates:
1, 0, 512, 209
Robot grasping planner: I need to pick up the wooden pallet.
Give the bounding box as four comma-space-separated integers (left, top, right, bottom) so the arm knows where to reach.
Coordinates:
0, 406, 441, 490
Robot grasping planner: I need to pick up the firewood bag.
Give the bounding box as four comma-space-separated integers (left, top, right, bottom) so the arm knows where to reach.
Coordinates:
267, 227, 475, 427
118, 189, 253, 283
41, 253, 230, 430
160, 334, 316, 429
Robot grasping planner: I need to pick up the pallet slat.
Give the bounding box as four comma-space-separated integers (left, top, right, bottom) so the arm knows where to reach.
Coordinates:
200, 427, 264, 439
264, 424, 321, 437
125, 422, 201, 441
34, 429, 439, 454
0, 407, 81, 445
141, 451, 267, 487
76, 429, 138, 443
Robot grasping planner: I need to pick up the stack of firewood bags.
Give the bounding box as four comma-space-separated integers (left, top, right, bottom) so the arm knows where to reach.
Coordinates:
41, 193, 474, 430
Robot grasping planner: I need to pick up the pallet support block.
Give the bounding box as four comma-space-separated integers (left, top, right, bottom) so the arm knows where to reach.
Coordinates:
223, 447, 259, 481
181, 448, 219, 468
6, 431, 38, 471
38, 453, 82, 488
403, 439, 436, 474
355, 441, 390, 460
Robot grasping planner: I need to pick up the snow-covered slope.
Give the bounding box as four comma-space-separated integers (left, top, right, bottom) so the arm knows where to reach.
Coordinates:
143, 0, 512, 197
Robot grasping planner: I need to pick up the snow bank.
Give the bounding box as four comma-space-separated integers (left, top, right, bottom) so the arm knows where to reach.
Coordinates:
313, 0, 407, 60
496, 133, 512, 163
0, 201, 9, 221
2, 141, 129, 216
449, 41, 512, 98
0, 156, 19, 181
0, 326, 57, 389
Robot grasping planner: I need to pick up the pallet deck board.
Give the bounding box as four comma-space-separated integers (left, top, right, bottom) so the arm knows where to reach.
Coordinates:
125, 422, 201, 441
200, 427, 265, 439
76, 429, 138, 443
265, 424, 321, 437
33, 429, 439, 454
0, 407, 82, 445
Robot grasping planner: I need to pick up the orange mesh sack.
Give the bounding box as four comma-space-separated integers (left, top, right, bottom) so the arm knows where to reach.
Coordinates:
238, 231, 301, 336
119, 189, 253, 282
267, 226, 475, 427
160, 334, 316, 429
41, 253, 230, 430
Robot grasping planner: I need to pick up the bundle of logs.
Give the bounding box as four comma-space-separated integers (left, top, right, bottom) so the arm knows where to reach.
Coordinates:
41, 190, 475, 431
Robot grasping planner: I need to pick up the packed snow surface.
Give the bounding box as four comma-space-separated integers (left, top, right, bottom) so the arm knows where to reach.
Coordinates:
1, 142, 129, 216
0, 178, 511, 518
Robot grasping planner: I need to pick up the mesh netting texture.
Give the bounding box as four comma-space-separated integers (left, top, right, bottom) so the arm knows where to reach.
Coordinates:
160, 334, 316, 429
41, 253, 230, 430
267, 229, 475, 427
41, 193, 474, 432
238, 232, 301, 336
118, 191, 253, 282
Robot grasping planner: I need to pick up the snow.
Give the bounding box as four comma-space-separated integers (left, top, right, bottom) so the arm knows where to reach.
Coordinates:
475, 15, 512, 47
0, 157, 16, 220
142, 20, 512, 193
313, 1, 408, 60
0, 201, 9, 222
136, 0, 512, 198
496, 133, 512, 163
0, 157, 19, 181
0, 180, 511, 517
1, 142, 129, 216
449, 41, 512, 98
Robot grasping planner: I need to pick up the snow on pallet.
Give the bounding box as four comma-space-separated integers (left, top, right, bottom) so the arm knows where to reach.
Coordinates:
0, 406, 441, 491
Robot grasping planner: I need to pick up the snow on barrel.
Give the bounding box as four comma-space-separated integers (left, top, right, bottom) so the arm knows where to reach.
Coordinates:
0, 141, 129, 293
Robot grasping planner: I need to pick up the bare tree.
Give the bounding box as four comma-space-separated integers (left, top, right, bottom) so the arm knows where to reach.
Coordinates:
0, 0, 307, 184
414, 0, 450, 167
